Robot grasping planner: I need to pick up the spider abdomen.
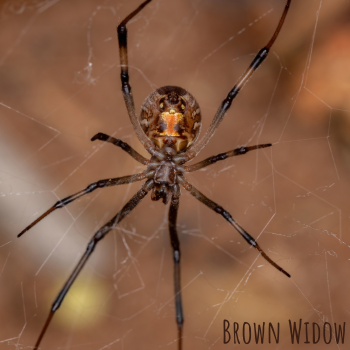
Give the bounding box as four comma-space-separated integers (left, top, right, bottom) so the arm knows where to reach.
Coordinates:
140, 86, 201, 153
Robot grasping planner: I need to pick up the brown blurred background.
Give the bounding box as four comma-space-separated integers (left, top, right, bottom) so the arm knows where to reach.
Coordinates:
0, 0, 350, 349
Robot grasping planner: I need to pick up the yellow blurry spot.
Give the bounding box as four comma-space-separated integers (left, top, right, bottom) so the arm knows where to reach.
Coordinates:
50, 278, 108, 330
160, 103, 163, 108
169, 109, 175, 114
181, 104, 185, 109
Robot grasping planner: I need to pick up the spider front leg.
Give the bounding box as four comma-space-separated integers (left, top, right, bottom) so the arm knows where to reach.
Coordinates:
91, 132, 149, 165
168, 184, 184, 350
174, 0, 291, 164
178, 176, 290, 278
185, 143, 272, 172
18, 172, 147, 237
33, 179, 155, 350
117, 0, 164, 160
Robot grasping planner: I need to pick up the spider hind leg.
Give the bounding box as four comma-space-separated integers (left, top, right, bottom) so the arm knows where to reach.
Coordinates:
168, 184, 184, 349
32, 179, 154, 350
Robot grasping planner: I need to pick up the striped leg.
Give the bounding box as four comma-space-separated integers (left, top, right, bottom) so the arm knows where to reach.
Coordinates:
178, 176, 290, 278
18, 172, 146, 237
33, 179, 155, 350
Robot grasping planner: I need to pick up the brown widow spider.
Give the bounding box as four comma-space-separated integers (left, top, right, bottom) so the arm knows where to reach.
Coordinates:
18, 0, 292, 349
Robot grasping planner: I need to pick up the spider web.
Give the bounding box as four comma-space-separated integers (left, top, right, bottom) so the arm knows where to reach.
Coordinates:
0, 0, 349, 349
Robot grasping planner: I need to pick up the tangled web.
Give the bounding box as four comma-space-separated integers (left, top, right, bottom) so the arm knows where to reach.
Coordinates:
0, 0, 349, 349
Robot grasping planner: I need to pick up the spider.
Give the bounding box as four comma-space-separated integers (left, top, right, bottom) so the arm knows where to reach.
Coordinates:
18, 0, 292, 349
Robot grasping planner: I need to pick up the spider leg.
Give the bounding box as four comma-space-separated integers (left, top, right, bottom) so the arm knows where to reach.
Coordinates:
168, 184, 184, 350
178, 176, 290, 278
185, 143, 272, 173
117, 0, 164, 160
91, 132, 149, 165
175, 0, 291, 164
33, 179, 155, 350
18, 172, 147, 237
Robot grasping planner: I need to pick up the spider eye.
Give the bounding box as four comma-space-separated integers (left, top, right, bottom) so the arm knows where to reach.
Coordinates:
181, 104, 185, 110
160, 102, 164, 109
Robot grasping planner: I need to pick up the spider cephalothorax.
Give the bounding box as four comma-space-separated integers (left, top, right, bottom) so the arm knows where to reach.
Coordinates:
146, 146, 184, 204
18, 1, 292, 349
140, 86, 201, 152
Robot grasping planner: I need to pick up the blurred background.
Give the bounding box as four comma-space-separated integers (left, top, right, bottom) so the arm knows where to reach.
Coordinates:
0, 0, 350, 349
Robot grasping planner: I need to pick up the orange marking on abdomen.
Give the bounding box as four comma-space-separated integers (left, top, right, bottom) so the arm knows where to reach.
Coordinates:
160, 112, 183, 136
